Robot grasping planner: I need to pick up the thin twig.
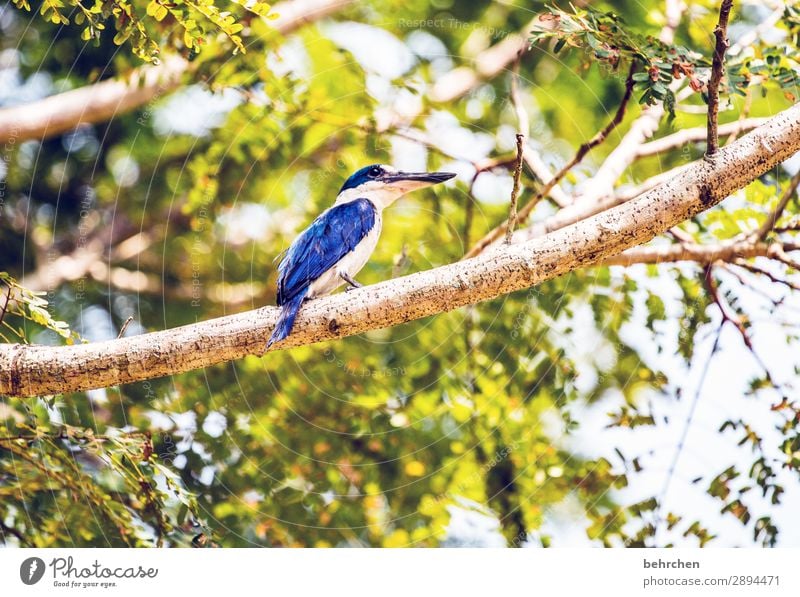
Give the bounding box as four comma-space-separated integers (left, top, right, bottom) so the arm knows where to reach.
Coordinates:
466, 61, 638, 257
771, 245, 800, 271
773, 214, 800, 235
117, 316, 134, 339
721, 263, 784, 307
602, 239, 800, 267
703, 265, 776, 386
506, 134, 525, 244
656, 321, 723, 545
706, 0, 734, 156
0, 518, 33, 547
752, 170, 800, 242
0, 282, 10, 328
507, 49, 568, 207
566, 0, 687, 211
506, 51, 528, 244
733, 260, 800, 293
0, 428, 150, 443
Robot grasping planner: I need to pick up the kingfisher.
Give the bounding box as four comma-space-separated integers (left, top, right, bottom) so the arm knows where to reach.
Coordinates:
267, 164, 456, 348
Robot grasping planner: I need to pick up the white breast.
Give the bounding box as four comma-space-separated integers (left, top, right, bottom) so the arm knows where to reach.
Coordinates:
307, 211, 383, 299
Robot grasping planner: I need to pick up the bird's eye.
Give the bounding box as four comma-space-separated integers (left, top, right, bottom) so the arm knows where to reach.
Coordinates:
368, 166, 382, 178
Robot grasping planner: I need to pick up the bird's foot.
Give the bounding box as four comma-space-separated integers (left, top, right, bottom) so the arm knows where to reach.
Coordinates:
340, 272, 363, 291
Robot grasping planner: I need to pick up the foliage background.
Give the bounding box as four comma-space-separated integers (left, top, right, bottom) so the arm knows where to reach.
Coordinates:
1, 0, 799, 547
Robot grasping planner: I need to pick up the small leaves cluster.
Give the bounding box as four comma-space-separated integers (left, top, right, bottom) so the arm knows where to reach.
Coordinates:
164, 0, 253, 54
0, 273, 79, 344
531, 4, 800, 117
530, 5, 708, 118
10, 0, 274, 62
727, 5, 800, 103
0, 418, 207, 546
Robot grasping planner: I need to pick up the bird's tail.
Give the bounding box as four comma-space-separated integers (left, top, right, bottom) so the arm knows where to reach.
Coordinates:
266, 290, 307, 350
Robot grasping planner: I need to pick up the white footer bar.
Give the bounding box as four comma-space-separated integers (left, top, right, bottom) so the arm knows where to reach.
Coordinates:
1, 548, 797, 596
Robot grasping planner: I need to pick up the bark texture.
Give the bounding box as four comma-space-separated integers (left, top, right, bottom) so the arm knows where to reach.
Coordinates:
1, 102, 799, 397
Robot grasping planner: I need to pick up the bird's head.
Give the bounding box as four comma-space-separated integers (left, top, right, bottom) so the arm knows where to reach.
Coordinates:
336, 164, 456, 209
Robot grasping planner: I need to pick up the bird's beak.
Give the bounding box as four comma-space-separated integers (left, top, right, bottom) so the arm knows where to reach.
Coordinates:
384, 170, 456, 191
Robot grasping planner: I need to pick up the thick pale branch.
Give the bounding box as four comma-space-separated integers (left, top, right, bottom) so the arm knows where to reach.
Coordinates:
0, 55, 187, 145
636, 118, 766, 158
602, 240, 799, 266
1, 102, 799, 397
0, 0, 351, 144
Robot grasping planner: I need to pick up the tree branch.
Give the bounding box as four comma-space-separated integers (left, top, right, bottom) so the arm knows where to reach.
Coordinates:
0, 56, 186, 145
636, 118, 766, 158
464, 61, 638, 258
734, 260, 800, 293
521, 148, 571, 208
706, 0, 734, 156
428, 18, 534, 103
481, 154, 693, 253
0, 0, 352, 144
505, 134, 525, 244
0, 518, 32, 547
751, 170, 800, 242
704, 263, 776, 385
602, 239, 799, 266
506, 57, 527, 245
564, 0, 686, 207
1, 102, 798, 397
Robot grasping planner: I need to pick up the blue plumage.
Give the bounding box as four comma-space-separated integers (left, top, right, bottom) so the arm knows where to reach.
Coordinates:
267, 198, 377, 347
265, 164, 455, 351
269, 291, 307, 348
339, 165, 382, 193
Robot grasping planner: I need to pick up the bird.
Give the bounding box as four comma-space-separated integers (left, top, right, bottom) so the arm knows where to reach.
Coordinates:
266, 164, 456, 348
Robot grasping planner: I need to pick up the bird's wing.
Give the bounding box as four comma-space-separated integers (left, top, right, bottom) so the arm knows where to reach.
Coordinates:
277, 198, 377, 305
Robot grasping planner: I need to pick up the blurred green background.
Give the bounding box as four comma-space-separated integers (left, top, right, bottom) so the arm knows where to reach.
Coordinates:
1, 0, 799, 547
